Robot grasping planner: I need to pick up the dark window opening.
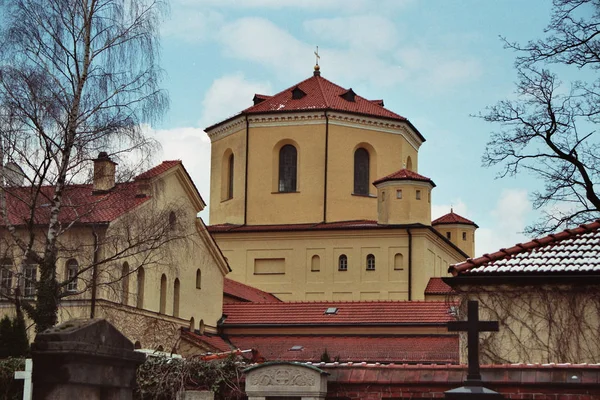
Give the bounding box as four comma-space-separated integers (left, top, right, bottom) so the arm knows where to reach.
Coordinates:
292, 86, 306, 99
227, 153, 234, 199
340, 88, 356, 102
366, 254, 375, 271
353, 148, 370, 195
279, 145, 297, 192
462, 232, 467, 241
446, 232, 451, 240
338, 254, 348, 271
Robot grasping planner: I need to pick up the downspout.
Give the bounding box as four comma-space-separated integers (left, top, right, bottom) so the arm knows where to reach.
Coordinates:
244, 115, 249, 225
407, 228, 413, 301
323, 111, 329, 222
90, 229, 99, 319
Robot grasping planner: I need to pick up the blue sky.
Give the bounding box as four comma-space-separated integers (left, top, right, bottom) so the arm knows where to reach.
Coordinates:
150, 0, 586, 256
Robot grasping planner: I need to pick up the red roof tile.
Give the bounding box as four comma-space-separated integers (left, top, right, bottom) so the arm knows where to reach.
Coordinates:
424, 278, 454, 295
372, 168, 435, 186
181, 330, 231, 352
224, 278, 281, 303
449, 220, 600, 276
225, 335, 458, 363
205, 73, 424, 142
432, 210, 477, 227
135, 160, 181, 180
222, 301, 454, 325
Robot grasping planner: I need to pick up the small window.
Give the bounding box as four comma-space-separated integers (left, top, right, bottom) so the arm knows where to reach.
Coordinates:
396, 189, 402, 199
428, 191, 431, 203
169, 211, 177, 230
196, 269, 201, 289
24, 262, 37, 298
121, 262, 130, 305
0, 259, 13, 295
416, 190, 421, 200
227, 154, 234, 199
381, 191, 385, 202
173, 278, 180, 317
338, 254, 348, 271
137, 267, 145, 308
366, 254, 375, 271
66, 259, 78, 292
159, 274, 167, 314
289, 345, 304, 351
446, 232, 451, 240
324, 307, 338, 315
311, 255, 320, 272
462, 232, 467, 241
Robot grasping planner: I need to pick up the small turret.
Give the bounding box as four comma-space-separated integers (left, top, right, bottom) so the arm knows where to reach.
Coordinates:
373, 169, 435, 226
432, 209, 478, 258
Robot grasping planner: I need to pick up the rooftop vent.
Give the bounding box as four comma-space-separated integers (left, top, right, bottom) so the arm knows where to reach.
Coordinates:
340, 88, 356, 102
253, 94, 270, 105
324, 307, 338, 315
291, 86, 306, 100
289, 345, 303, 351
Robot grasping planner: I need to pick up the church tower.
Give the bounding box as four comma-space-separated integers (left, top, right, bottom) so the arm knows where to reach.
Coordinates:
205, 67, 477, 301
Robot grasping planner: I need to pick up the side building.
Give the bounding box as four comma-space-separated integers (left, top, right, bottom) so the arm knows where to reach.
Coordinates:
205, 66, 477, 301
0, 155, 229, 349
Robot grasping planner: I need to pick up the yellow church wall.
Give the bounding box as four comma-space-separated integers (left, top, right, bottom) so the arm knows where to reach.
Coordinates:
376, 181, 433, 225
214, 226, 464, 301
245, 122, 326, 225
432, 223, 476, 258
208, 126, 247, 225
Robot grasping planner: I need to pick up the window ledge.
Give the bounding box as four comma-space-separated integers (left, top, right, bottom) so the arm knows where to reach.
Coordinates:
220, 197, 234, 203
271, 191, 300, 194
351, 193, 377, 198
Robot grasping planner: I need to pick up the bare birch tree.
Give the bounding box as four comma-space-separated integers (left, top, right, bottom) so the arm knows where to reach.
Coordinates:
0, 0, 169, 332
480, 0, 600, 235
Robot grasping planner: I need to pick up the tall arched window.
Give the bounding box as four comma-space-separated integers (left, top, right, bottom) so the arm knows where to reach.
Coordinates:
354, 148, 370, 195
227, 154, 234, 199
366, 254, 376, 271
136, 267, 145, 308
159, 274, 167, 314
311, 255, 320, 272
406, 156, 413, 171
66, 259, 78, 292
394, 253, 404, 270
338, 254, 348, 271
196, 269, 201, 289
279, 145, 297, 192
121, 262, 130, 305
173, 278, 180, 317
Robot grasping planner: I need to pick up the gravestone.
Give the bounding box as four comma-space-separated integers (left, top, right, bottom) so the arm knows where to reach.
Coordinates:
31, 319, 146, 400
244, 362, 328, 400
445, 300, 503, 399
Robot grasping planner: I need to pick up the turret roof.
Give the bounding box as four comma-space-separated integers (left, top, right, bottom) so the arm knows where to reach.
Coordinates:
432, 210, 478, 227
372, 168, 435, 187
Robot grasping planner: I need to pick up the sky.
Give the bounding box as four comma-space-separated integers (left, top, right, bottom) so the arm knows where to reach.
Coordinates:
149, 0, 586, 257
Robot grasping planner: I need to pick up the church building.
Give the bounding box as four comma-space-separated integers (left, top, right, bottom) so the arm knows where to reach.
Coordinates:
206, 65, 477, 301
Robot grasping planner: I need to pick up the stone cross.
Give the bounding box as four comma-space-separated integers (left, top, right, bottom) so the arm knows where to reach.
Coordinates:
14, 358, 32, 400
447, 300, 499, 384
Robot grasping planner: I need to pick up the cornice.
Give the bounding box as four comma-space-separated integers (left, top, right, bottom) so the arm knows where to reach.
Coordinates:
205, 115, 246, 142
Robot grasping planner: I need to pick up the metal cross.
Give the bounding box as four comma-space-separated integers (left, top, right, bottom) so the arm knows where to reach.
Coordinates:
314, 46, 320, 66
447, 300, 499, 384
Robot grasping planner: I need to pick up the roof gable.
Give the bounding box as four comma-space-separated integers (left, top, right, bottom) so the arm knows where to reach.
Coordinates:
449, 220, 600, 276
224, 278, 281, 303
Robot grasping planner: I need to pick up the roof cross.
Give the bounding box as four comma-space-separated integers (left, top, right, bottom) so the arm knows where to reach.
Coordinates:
447, 300, 499, 385
314, 46, 320, 66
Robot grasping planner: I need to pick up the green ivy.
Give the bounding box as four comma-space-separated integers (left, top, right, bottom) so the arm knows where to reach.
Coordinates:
0, 358, 25, 400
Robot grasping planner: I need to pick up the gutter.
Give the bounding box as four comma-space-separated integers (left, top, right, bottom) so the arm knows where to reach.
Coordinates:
90, 228, 99, 318
323, 111, 329, 222
408, 228, 412, 301
244, 115, 249, 225
443, 274, 600, 287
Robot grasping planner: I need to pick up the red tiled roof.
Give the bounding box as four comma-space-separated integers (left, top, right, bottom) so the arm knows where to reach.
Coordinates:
181, 330, 231, 352
222, 301, 454, 326
135, 160, 181, 180
224, 278, 281, 303
2, 161, 187, 226
449, 220, 600, 276
372, 168, 435, 186
424, 278, 454, 295
225, 335, 458, 363
205, 73, 424, 142
432, 210, 477, 227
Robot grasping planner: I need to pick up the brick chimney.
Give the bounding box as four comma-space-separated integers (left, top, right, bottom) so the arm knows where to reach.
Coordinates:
93, 152, 117, 192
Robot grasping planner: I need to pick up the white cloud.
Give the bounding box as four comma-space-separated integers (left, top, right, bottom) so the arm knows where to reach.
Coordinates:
475, 189, 531, 257
162, 8, 224, 43
198, 73, 273, 128
173, 0, 412, 12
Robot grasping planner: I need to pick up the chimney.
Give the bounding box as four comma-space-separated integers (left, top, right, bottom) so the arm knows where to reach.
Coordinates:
93, 152, 117, 192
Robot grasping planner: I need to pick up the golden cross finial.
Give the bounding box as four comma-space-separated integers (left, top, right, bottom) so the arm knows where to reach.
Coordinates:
314, 46, 320, 66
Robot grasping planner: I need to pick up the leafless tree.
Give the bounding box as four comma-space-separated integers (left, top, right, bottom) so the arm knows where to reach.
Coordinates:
480, 0, 600, 235
0, 0, 169, 332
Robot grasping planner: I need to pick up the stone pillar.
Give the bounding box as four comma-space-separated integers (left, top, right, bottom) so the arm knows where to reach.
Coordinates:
31, 319, 146, 400
244, 362, 328, 399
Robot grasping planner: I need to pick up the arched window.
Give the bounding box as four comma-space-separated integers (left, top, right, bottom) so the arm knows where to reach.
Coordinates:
311, 255, 320, 272
189, 317, 195, 331
196, 269, 201, 289
406, 156, 413, 171
199, 319, 205, 334
136, 267, 145, 308
173, 278, 180, 317
279, 145, 297, 192
66, 259, 78, 292
366, 254, 375, 271
338, 254, 348, 271
121, 262, 130, 305
0, 258, 13, 296
227, 154, 234, 199
159, 274, 167, 314
394, 253, 404, 270
354, 148, 370, 195
169, 211, 177, 230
